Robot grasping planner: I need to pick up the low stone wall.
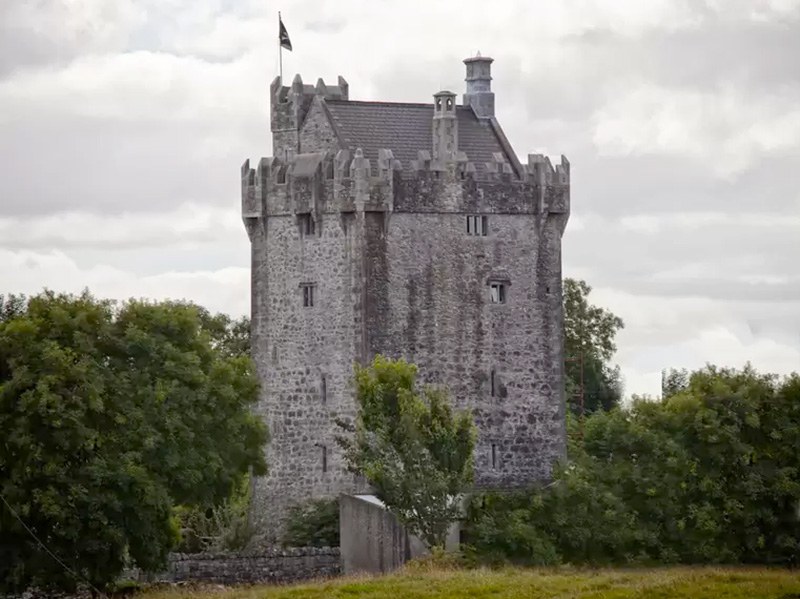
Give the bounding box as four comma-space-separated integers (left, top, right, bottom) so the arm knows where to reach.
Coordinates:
132, 547, 340, 585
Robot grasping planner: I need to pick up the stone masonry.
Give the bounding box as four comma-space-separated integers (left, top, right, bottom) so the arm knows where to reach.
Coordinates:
241, 54, 571, 539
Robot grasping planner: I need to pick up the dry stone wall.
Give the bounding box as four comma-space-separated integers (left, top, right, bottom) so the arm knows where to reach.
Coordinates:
130, 548, 340, 586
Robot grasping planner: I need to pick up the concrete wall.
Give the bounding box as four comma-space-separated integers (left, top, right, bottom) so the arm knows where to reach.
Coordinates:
339, 495, 411, 575
339, 494, 460, 575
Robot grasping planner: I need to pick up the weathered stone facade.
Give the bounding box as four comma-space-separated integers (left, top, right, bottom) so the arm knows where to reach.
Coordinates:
124, 548, 339, 586
241, 55, 571, 538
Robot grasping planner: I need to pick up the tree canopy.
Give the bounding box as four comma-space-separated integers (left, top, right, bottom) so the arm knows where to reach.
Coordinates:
466, 364, 800, 566
337, 355, 476, 549
563, 278, 625, 414
0, 291, 267, 592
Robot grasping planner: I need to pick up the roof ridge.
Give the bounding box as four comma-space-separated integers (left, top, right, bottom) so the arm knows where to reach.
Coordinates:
326, 99, 435, 109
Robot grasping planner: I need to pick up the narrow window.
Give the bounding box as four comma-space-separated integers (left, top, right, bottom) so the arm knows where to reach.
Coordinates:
467, 215, 488, 236
326, 161, 334, 179
490, 369, 496, 397
276, 166, 287, 184
301, 284, 315, 307
322, 445, 327, 473
321, 375, 327, 404
491, 444, 497, 469
299, 213, 315, 236
489, 282, 506, 304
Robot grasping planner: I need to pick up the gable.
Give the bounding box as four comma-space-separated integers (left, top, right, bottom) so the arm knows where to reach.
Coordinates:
298, 96, 341, 155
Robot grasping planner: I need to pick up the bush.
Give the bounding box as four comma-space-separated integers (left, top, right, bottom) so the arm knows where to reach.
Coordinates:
175, 475, 253, 553
465, 366, 800, 567
282, 499, 340, 547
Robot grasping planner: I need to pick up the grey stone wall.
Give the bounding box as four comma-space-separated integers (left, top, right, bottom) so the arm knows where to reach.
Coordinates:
127, 548, 339, 586
244, 72, 571, 539
373, 211, 566, 487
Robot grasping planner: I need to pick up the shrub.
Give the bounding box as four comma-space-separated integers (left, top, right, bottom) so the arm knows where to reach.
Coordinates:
282, 499, 340, 547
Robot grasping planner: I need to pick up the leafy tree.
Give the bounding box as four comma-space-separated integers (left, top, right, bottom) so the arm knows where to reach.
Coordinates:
0, 294, 26, 323
465, 364, 800, 566
661, 367, 689, 399
195, 309, 251, 360
563, 278, 624, 413
337, 356, 476, 549
0, 291, 267, 592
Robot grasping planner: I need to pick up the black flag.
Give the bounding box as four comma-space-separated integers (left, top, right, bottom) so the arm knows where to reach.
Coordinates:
279, 16, 292, 51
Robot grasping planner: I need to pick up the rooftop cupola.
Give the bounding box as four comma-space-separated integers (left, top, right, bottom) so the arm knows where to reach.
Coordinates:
463, 53, 494, 118
432, 90, 458, 162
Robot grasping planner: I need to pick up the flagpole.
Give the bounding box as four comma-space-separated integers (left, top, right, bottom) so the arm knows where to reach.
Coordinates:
278, 11, 283, 84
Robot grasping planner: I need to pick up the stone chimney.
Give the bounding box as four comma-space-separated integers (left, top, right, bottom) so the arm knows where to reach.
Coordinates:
432, 90, 458, 162
463, 53, 494, 118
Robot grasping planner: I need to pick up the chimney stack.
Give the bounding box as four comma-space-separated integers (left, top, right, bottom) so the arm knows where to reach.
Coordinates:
463, 53, 494, 119
432, 90, 458, 162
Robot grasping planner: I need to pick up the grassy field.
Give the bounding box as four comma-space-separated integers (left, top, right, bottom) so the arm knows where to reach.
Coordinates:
138, 566, 800, 599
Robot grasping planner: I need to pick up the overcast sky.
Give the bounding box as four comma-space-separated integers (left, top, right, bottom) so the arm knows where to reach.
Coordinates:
1, 0, 798, 397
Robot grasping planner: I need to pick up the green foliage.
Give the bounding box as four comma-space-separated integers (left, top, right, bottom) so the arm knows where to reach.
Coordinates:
466, 365, 800, 567
282, 499, 340, 548
337, 355, 477, 549
563, 278, 625, 413
0, 294, 26, 323
0, 291, 268, 592
174, 475, 254, 553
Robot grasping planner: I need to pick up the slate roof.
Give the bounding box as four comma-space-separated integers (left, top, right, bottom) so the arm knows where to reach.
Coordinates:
324, 100, 514, 169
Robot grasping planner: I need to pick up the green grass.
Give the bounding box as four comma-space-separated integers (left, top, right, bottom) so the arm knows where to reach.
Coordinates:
138, 565, 800, 599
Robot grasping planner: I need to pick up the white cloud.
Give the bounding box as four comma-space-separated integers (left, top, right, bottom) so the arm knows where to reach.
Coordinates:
592, 83, 800, 178
1, 248, 249, 317
0, 204, 240, 249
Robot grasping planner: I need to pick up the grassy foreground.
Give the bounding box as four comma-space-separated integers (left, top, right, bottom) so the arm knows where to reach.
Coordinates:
139, 566, 800, 599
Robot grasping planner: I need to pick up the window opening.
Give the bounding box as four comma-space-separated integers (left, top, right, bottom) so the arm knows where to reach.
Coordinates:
300, 213, 315, 236
490, 369, 496, 397
467, 215, 488, 236
322, 445, 327, 473
491, 444, 497, 469
321, 375, 327, 404
489, 282, 506, 304
301, 284, 315, 307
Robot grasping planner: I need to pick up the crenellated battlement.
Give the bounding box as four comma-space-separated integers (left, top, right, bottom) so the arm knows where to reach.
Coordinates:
242, 147, 569, 228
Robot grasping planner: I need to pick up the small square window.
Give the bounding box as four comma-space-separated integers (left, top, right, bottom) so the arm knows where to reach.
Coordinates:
301, 284, 315, 307
489, 282, 506, 304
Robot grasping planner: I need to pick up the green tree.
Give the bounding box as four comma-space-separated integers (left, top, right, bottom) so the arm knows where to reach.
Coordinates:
337, 356, 476, 549
661, 367, 689, 399
195, 309, 251, 360
0, 294, 26, 323
466, 364, 800, 566
563, 278, 625, 414
0, 291, 267, 592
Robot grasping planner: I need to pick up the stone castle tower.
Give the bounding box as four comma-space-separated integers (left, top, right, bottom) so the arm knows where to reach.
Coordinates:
241, 55, 571, 537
